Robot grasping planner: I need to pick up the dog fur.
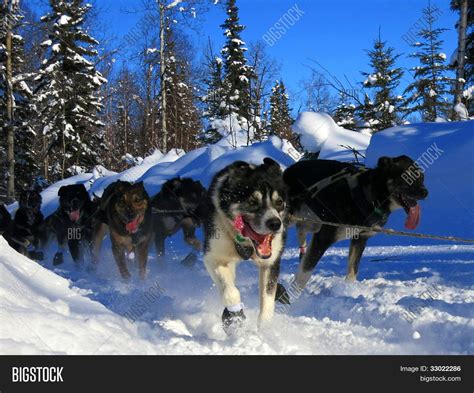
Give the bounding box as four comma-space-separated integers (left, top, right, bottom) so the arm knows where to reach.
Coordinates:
46, 184, 97, 266
151, 177, 206, 266
203, 158, 288, 332
3, 190, 45, 258
281, 156, 428, 298
91, 180, 152, 279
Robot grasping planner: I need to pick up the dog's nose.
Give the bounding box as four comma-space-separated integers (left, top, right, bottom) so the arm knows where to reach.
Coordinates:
420, 188, 428, 199
266, 217, 282, 231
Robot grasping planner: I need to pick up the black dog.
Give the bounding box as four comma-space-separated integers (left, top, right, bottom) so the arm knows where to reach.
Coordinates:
2, 190, 45, 258
47, 184, 97, 266
278, 156, 428, 302
151, 177, 207, 267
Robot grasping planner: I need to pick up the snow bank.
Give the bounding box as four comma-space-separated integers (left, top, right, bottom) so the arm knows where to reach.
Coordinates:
0, 237, 156, 354
366, 121, 474, 243
292, 112, 371, 162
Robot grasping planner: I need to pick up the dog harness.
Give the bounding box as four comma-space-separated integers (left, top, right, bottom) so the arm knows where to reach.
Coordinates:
304, 165, 387, 226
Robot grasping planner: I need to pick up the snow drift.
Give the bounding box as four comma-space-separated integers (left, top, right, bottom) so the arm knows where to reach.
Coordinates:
366, 120, 474, 243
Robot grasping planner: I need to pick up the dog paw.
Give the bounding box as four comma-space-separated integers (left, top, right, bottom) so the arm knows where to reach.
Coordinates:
275, 283, 291, 305
222, 308, 246, 336
119, 269, 132, 280
53, 252, 64, 266
180, 252, 197, 268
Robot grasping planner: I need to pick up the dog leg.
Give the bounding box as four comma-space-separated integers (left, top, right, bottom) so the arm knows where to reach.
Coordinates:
258, 261, 280, 328
294, 227, 334, 290
346, 237, 368, 282
296, 223, 307, 261
68, 239, 83, 266
110, 234, 131, 280
205, 256, 244, 334
136, 238, 151, 280
182, 218, 202, 251
53, 231, 67, 266
90, 222, 107, 271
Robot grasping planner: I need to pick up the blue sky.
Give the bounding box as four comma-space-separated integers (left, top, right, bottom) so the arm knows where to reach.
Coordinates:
34, 0, 459, 104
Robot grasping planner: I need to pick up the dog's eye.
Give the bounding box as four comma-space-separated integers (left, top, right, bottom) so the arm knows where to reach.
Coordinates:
248, 199, 259, 207
133, 195, 142, 203
274, 198, 284, 208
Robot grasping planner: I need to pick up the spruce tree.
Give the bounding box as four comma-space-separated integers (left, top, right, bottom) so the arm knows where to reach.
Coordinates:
164, 28, 202, 151
201, 54, 226, 144
333, 93, 357, 130
404, 4, 454, 121
0, 0, 38, 194
269, 80, 293, 140
356, 94, 378, 133
360, 34, 404, 131
35, 0, 107, 181
220, 0, 255, 123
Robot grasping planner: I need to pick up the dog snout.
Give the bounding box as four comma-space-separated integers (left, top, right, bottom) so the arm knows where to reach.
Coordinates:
71, 198, 80, 209
420, 187, 428, 199
266, 217, 282, 232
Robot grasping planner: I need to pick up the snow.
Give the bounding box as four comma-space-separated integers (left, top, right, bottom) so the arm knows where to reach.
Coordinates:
454, 103, 469, 120
1, 121, 473, 355
366, 121, 474, 243
292, 112, 371, 162
57, 15, 72, 25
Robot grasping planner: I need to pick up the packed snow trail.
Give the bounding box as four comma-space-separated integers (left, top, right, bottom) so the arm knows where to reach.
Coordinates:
1, 234, 472, 355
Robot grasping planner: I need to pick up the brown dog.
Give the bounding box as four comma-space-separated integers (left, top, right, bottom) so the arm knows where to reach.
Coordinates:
91, 180, 152, 279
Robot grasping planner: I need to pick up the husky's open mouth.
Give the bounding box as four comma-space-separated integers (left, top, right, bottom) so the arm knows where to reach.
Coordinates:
68, 209, 81, 223
233, 215, 275, 259
398, 194, 420, 230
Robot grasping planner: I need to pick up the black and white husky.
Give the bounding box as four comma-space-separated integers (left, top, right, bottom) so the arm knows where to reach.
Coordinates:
203, 158, 288, 334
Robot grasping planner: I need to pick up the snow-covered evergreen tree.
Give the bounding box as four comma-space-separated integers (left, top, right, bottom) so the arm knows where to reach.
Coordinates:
268, 79, 293, 140
35, 0, 107, 180
356, 94, 379, 134
0, 0, 38, 194
220, 0, 255, 123
163, 28, 202, 151
333, 94, 357, 130
360, 34, 405, 131
200, 52, 226, 144
404, 4, 454, 121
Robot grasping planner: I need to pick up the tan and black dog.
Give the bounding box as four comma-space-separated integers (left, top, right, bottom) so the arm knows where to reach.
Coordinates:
91, 180, 152, 279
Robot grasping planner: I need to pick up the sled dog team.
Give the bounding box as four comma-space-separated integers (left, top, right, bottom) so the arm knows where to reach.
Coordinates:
0, 155, 428, 334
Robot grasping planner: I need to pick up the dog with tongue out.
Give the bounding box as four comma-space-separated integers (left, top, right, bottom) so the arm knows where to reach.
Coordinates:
46, 184, 98, 267
91, 180, 152, 280
203, 158, 289, 335
276, 155, 428, 306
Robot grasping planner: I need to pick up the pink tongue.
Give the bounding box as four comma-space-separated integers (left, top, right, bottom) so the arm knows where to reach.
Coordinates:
405, 204, 421, 230
126, 219, 139, 233
69, 210, 80, 222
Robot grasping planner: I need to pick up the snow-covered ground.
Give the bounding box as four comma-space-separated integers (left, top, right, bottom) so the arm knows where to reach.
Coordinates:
1, 118, 473, 354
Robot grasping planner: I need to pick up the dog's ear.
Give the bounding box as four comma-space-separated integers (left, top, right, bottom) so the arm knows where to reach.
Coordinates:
262, 157, 283, 175
377, 156, 393, 170
58, 186, 68, 197
228, 161, 251, 175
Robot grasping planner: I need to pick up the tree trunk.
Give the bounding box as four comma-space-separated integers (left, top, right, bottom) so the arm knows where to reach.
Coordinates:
159, 2, 168, 152
5, 0, 15, 202
454, 0, 468, 106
